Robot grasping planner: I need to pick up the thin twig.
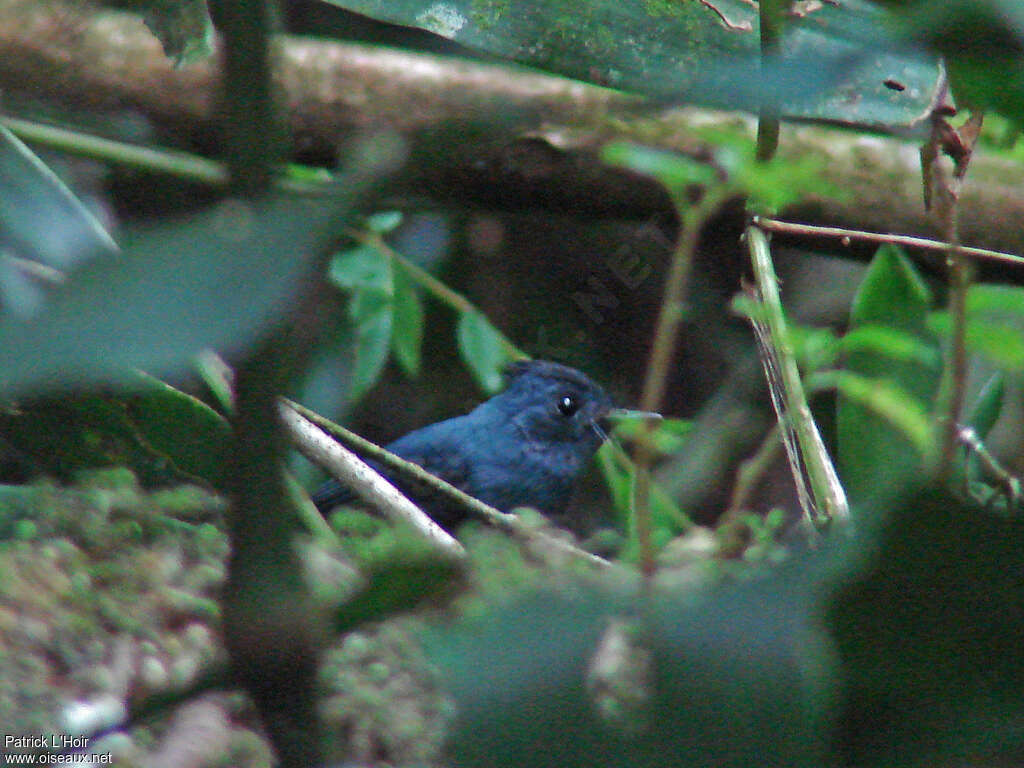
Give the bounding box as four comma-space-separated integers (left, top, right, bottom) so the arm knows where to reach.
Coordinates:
633, 188, 732, 577
957, 425, 1022, 510
1, 116, 331, 196
745, 225, 849, 531
724, 421, 784, 519
278, 403, 466, 560
743, 294, 815, 522
751, 216, 1024, 269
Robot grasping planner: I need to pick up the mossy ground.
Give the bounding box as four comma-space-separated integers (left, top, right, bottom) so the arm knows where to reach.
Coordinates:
0, 472, 453, 766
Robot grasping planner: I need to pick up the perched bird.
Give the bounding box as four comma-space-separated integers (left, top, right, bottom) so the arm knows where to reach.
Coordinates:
312, 360, 624, 531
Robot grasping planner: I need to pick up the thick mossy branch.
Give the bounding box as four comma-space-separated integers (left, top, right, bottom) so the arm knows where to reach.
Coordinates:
2, 0, 1024, 262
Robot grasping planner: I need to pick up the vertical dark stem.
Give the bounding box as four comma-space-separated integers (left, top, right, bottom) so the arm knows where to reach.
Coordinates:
756, 0, 783, 162
217, 0, 284, 195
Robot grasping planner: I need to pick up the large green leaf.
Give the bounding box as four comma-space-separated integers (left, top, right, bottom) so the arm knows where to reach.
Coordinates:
426, 568, 833, 767
0, 372, 230, 489
835, 245, 940, 506
876, 0, 1024, 121
323, 0, 941, 131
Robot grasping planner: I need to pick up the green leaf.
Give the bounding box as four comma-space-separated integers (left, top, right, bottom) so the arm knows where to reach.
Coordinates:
836, 245, 941, 505
839, 325, 942, 368
330, 243, 397, 400
390, 262, 424, 377
966, 373, 1004, 442
427, 572, 833, 767
601, 142, 718, 196
0, 371, 230, 489
124, 372, 232, 490
456, 310, 519, 394
349, 289, 393, 402
335, 554, 463, 633
610, 417, 694, 457
929, 316, 1024, 372
929, 284, 1024, 371
812, 370, 934, 459
595, 442, 693, 560
329, 243, 390, 291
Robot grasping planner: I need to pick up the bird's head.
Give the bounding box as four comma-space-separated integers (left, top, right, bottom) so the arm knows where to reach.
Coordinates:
491, 360, 615, 457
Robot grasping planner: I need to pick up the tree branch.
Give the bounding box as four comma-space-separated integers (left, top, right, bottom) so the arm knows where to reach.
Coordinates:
3, 0, 1024, 261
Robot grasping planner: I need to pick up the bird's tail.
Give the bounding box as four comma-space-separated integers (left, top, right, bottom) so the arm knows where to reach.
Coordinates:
310, 478, 355, 514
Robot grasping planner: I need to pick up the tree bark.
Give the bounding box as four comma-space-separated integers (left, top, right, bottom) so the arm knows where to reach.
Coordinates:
2, 0, 1023, 263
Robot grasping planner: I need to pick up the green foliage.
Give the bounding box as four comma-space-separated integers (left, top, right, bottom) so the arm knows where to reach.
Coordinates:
456, 310, 523, 394
0, 194, 350, 396
929, 284, 1024, 370
964, 373, 1005, 485
835, 245, 941, 505
0, 372, 230, 490
878, 0, 1024, 121
330, 244, 396, 401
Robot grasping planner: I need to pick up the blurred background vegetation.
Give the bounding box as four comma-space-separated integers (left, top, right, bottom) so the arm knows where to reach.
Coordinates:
1, 0, 1023, 765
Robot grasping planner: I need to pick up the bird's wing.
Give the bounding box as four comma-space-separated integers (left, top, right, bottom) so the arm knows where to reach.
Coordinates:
385, 417, 474, 492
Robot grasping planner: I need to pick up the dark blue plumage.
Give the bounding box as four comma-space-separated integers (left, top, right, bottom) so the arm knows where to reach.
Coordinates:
311, 360, 615, 530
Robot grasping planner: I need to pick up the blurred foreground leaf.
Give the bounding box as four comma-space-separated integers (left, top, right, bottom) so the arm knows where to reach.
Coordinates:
0, 125, 117, 315
426, 568, 833, 767
0, 193, 343, 395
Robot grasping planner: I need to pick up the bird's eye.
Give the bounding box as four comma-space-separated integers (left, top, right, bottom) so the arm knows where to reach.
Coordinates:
557, 394, 579, 417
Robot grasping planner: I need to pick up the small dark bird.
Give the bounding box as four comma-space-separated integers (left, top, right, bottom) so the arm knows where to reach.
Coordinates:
312, 360, 622, 531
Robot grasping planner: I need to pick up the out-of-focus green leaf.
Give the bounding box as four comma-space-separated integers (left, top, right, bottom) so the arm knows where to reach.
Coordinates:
427, 567, 833, 767
365, 210, 404, 234
456, 310, 519, 394
811, 370, 934, 459
0, 371, 230, 489
966, 373, 1004, 443
349, 289, 393, 401
933, 315, 1024, 371
391, 263, 424, 377
876, 0, 1024, 121
601, 143, 718, 196
331, 243, 393, 401
930, 285, 1024, 371
0, 125, 117, 315
595, 442, 693, 559
335, 554, 463, 632
836, 245, 940, 506
325, 0, 940, 132
124, 372, 232, 489
839, 325, 942, 368
610, 417, 693, 457
828, 488, 1024, 767
329, 240, 426, 395
0, 192, 359, 396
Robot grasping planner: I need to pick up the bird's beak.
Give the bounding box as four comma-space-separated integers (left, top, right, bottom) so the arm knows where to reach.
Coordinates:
603, 407, 663, 423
